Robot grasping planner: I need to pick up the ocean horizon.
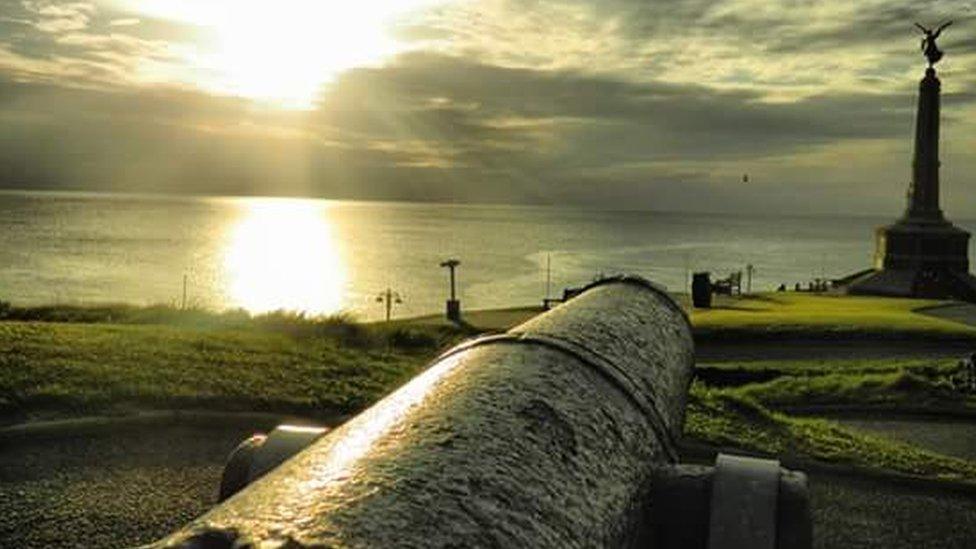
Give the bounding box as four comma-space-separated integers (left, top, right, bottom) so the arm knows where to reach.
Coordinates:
3, 189, 974, 321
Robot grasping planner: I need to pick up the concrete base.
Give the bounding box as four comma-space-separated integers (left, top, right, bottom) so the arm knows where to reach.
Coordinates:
845, 267, 976, 301
445, 299, 461, 322
873, 218, 970, 272
844, 216, 976, 302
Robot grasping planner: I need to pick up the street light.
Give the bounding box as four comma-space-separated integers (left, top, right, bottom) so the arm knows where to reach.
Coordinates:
439, 259, 461, 322
375, 288, 403, 322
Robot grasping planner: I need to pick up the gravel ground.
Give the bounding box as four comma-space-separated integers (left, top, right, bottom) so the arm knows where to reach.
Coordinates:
0, 423, 260, 548
3, 422, 976, 548
836, 418, 976, 462
811, 471, 976, 549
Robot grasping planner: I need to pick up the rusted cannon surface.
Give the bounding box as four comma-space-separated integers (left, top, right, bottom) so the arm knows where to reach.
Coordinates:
152, 276, 694, 548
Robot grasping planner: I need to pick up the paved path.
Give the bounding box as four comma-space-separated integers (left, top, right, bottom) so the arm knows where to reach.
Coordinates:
834, 417, 976, 462
918, 302, 976, 327
696, 339, 974, 361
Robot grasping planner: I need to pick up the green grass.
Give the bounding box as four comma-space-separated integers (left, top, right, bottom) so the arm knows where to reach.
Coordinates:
691, 293, 976, 340
686, 385, 976, 482
8, 292, 976, 340
409, 293, 976, 340
4, 298, 976, 485
696, 357, 976, 413
729, 370, 973, 411
687, 356, 976, 482
0, 320, 455, 421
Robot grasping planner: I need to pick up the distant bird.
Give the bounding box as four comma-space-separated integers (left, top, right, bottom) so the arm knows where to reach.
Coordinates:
742, 173, 750, 183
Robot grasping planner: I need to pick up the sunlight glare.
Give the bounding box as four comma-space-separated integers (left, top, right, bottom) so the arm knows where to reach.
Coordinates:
124, 0, 443, 108
224, 198, 346, 314
297, 353, 464, 492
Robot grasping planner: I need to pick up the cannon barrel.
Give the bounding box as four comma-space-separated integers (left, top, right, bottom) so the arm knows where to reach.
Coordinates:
154, 276, 695, 548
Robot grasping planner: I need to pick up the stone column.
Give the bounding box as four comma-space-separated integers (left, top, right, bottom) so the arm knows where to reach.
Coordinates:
906, 67, 944, 220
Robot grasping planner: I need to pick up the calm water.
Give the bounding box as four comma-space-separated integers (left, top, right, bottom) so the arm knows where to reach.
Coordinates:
3, 190, 971, 320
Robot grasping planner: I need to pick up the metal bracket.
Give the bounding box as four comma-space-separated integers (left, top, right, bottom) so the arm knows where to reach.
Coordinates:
639, 453, 810, 549
708, 453, 781, 549
218, 424, 328, 501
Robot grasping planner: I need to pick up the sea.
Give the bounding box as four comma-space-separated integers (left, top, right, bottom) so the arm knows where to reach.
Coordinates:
3, 190, 971, 321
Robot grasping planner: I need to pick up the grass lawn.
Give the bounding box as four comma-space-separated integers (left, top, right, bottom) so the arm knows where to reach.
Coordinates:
686, 385, 976, 482
687, 355, 976, 482
7, 292, 975, 338
4, 297, 976, 485
729, 369, 970, 411
402, 293, 976, 340
691, 293, 976, 340
697, 356, 973, 411
0, 318, 456, 422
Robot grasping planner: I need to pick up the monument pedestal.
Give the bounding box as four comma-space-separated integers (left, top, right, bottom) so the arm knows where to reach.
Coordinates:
848, 217, 976, 300
844, 62, 976, 302
875, 218, 969, 272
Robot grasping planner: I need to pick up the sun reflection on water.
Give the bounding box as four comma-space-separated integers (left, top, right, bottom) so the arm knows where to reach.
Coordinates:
224, 198, 345, 314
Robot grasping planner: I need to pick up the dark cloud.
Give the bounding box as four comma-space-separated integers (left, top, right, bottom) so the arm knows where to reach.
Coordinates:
317, 52, 918, 173
579, 0, 964, 55
0, 49, 942, 212
3, 0, 976, 214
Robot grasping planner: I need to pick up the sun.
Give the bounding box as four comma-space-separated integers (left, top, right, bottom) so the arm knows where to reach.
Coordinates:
126, 0, 442, 109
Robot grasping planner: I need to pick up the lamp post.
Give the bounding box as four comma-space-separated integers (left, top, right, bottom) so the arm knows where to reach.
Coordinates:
375, 288, 402, 322
440, 259, 461, 322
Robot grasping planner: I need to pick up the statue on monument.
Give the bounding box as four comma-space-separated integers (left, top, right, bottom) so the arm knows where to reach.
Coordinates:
915, 21, 952, 66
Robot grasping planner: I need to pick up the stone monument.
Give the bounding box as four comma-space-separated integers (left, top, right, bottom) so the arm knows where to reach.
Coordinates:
846, 21, 976, 301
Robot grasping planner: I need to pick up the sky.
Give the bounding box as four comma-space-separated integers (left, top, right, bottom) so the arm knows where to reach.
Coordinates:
1, 0, 976, 215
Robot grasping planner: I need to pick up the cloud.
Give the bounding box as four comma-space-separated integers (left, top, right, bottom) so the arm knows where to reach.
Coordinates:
2, 0, 976, 215
108, 17, 139, 27
318, 52, 918, 167
22, 0, 95, 33
0, 1, 185, 92
402, 0, 976, 100
0, 48, 955, 213
0, 77, 322, 195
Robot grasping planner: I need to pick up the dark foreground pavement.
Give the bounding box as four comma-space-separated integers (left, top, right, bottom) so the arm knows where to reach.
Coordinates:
696, 339, 976, 361
812, 472, 976, 549
1, 421, 975, 548
0, 420, 265, 548
836, 417, 976, 462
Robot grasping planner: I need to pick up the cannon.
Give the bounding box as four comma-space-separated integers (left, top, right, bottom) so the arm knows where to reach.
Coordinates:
152, 276, 809, 548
